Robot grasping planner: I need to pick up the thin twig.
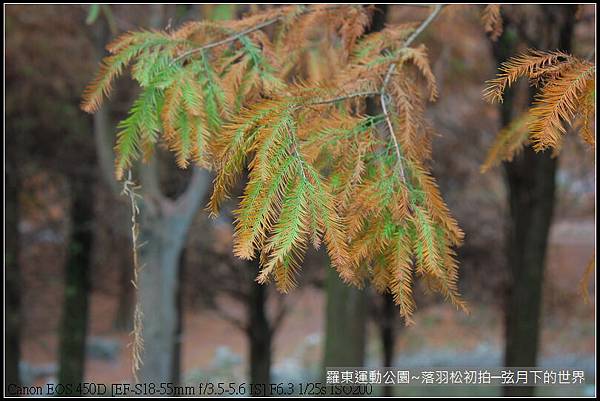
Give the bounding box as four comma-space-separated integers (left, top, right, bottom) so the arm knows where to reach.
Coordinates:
172, 4, 351, 64
309, 91, 381, 106
380, 4, 444, 93
172, 17, 280, 64
380, 92, 406, 182
379, 4, 443, 182
404, 4, 443, 48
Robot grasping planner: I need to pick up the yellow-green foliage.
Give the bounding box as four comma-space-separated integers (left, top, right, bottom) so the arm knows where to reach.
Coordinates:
82, 5, 465, 321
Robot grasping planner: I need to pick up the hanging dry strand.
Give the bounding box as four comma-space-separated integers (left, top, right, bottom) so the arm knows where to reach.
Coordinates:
121, 170, 144, 382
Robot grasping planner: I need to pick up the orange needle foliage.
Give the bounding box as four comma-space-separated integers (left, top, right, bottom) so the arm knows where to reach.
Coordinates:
82, 5, 466, 322
483, 49, 595, 169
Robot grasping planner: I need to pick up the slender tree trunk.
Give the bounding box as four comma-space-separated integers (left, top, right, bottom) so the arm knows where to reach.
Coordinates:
113, 252, 134, 331
58, 178, 95, 391
373, 7, 394, 396
6, 136, 21, 390
493, 5, 577, 397
170, 247, 185, 384
323, 268, 368, 368
246, 260, 272, 391
137, 209, 189, 382
137, 167, 211, 383
89, 9, 134, 333
380, 293, 395, 397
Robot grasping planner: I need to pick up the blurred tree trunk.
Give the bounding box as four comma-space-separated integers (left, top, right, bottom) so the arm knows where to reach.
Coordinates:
58, 178, 95, 391
88, 7, 134, 333
373, 7, 395, 397
113, 251, 134, 331
493, 5, 577, 397
136, 5, 212, 382
6, 135, 21, 390
380, 293, 396, 397
137, 166, 210, 383
322, 3, 388, 375
88, 5, 211, 382
170, 247, 185, 384
381, 294, 395, 368
323, 268, 368, 368
246, 260, 272, 389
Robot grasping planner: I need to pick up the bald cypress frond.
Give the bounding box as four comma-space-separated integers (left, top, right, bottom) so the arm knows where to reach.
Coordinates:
483, 49, 595, 169
481, 5, 503, 42
82, 4, 464, 320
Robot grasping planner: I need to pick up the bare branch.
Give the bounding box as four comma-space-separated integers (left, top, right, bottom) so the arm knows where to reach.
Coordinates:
380, 93, 407, 182
269, 298, 290, 336
213, 303, 248, 332
404, 4, 444, 48
379, 4, 444, 181
172, 17, 280, 64
171, 4, 353, 64
309, 91, 381, 106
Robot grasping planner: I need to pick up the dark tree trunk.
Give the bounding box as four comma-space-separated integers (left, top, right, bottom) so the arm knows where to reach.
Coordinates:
323, 267, 368, 368
58, 178, 95, 391
374, 7, 394, 396
380, 293, 395, 397
246, 259, 272, 392
493, 5, 577, 397
113, 252, 134, 331
502, 146, 557, 397
6, 136, 21, 390
322, 4, 389, 375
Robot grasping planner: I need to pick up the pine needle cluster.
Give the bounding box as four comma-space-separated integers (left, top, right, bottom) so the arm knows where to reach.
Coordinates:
481, 5, 503, 42
82, 5, 465, 321
482, 50, 595, 171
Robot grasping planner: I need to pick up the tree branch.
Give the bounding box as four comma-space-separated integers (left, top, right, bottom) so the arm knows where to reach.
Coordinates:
172, 17, 280, 64
404, 4, 443, 48
380, 92, 407, 182
269, 297, 289, 337
171, 4, 353, 64
173, 167, 212, 217
137, 156, 170, 213
379, 4, 443, 181
307, 5, 444, 110
308, 91, 381, 106
213, 302, 248, 332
